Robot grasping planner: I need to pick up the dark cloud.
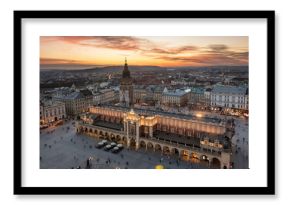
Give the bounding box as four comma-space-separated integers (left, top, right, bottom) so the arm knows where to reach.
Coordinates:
53, 36, 198, 54
40, 58, 84, 64
147, 46, 197, 55
208, 44, 228, 52
55, 36, 148, 51
156, 52, 248, 66
147, 43, 247, 66
227, 51, 249, 58
148, 48, 174, 54
175, 46, 198, 52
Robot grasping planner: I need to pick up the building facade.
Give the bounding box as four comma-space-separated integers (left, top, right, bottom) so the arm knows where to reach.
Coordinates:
76, 105, 234, 168
40, 100, 66, 125
134, 85, 167, 105
209, 85, 249, 110
161, 89, 190, 107
54, 90, 93, 116
189, 87, 206, 104
93, 88, 116, 105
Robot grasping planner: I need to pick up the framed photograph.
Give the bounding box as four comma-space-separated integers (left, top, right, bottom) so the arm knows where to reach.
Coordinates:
14, 10, 275, 195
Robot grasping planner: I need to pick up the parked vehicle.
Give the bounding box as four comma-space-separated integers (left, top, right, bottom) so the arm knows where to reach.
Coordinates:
110, 142, 117, 147
95, 142, 105, 148
111, 146, 120, 153
117, 144, 124, 150
104, 144, 113, 151
101, 140, 108, 145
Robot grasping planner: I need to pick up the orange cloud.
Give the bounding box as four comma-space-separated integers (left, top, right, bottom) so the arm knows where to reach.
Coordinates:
40, 36, 248, 67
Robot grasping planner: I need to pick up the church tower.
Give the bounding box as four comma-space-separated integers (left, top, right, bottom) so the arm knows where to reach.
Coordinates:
119, 58, 133, 107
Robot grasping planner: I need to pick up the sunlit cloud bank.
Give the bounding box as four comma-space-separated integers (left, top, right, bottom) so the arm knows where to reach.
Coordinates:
40, 36, 248, 68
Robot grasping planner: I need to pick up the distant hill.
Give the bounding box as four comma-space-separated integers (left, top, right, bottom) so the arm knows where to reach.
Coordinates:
82, 65, 165, 73
40, 64, 248, 74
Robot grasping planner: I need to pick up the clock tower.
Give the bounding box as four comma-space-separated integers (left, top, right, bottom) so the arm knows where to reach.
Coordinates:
119, 58, 133, 107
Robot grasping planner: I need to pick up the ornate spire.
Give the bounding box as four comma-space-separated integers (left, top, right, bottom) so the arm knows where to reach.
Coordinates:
122, 57, 131, 78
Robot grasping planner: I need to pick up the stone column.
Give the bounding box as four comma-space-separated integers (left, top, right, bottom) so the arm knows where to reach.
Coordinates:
75, 121, 79, 133
179, 150, 183, 158
221, 152, 231, 169
188, 152, 192, 161
126, 121, 129, 138
123, 120, 126, 132
149, 126, 153, 138
127, 138, 130, 148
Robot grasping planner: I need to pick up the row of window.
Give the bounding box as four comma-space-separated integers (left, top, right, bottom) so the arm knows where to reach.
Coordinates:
211, 102, 248, 109
212, 95, 248, 101
40, 107, 65, 116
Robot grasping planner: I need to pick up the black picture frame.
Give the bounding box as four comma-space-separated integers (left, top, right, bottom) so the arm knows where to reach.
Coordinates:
14, 10, 275, 195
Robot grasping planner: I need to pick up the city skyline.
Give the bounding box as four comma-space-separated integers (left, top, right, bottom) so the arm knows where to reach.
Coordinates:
40, 58, 248, 169
40, 36, 248, 69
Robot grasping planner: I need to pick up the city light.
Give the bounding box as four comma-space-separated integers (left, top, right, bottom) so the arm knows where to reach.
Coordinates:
155, 164, 164, 169
196, 113, 203, 118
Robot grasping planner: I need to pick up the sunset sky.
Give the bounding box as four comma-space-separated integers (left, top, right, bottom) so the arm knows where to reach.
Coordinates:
40, 36, 248, 68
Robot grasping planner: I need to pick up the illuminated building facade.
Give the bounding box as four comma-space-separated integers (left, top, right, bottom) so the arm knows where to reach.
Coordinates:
76, 105, 234, 168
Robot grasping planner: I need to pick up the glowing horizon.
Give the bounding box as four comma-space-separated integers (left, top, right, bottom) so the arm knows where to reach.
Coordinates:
40, 36, 248, 68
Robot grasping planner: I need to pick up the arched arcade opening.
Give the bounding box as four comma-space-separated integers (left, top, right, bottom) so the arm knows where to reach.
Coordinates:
210, 158, 221, 169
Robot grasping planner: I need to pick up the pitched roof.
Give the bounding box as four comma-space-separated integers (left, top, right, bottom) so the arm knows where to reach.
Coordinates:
212, 85, 247, 95
79, 89, 93, 97
65, 92, 85, 100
